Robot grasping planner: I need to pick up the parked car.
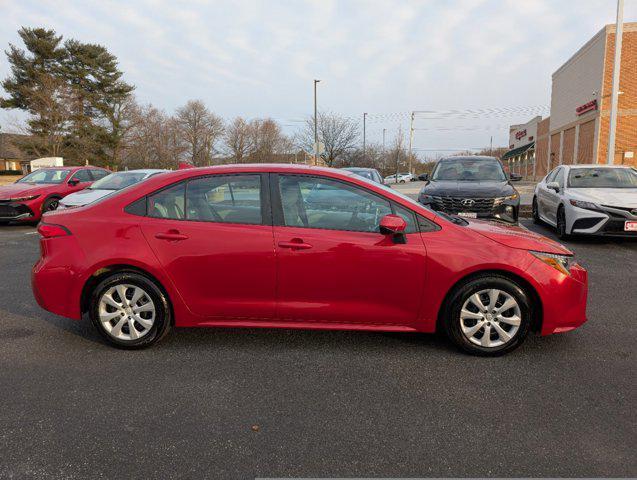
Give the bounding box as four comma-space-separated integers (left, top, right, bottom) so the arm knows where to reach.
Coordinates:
533, 164, 637, 238
340, 167, 384, 184
0, 166, 110, 224
418, 156, 520, 223
384, 172, 414, 184
32, 164, 588, 355
58, 169, 168, 210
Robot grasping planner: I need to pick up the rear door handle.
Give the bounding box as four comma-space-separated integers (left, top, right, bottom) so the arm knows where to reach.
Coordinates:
278, 239, 312, 250
155, 231, 189, 241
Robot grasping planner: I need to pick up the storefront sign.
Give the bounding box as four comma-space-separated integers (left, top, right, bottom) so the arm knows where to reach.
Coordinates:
576, 99, 597, 115
515, 129, 527, 140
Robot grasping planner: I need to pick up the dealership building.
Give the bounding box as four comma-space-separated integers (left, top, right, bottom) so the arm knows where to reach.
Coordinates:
503, 22, 637, 179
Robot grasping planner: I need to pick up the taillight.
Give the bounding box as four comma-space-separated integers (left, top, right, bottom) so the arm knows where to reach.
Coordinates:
38, 223, 71, 238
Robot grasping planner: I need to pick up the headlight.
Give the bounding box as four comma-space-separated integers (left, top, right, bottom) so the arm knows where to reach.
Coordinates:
494, 193, 519, 205
9, 195, 40, 202
569, 199, 598, 210
530, 250, 574, 276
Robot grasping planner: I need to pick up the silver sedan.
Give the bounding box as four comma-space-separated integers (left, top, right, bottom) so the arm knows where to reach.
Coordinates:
532, 164, 637, 238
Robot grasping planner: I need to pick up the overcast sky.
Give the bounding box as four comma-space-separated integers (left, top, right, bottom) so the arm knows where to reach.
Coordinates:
1, 0, 635, 158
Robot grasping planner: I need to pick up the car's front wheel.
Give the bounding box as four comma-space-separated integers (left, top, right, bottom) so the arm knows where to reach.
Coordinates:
556, 205, 569, 239
444, 275, 531, 356
532, 197, 541, 224
41, 197, 60, 213
89, 272, 172, 348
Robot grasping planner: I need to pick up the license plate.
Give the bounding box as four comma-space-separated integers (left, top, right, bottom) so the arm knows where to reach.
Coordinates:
625, 221, 637, 231
457, 212, 477, 218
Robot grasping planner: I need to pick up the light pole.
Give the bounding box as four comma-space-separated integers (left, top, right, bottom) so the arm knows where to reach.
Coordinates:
314, 79, 320, 164
607, 0, 624, 165
363, 112, 367, 161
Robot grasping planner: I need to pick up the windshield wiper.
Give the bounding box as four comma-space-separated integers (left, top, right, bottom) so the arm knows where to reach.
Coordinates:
436, 211, 468, 225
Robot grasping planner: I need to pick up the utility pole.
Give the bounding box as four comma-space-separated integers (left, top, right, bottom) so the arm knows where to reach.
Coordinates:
407, 111, 414, 174
607, 0, 624, 165
314, 79, 320, 164
363, 112, 367, 161
490, 136, 493, 154
382, 128, 386, 152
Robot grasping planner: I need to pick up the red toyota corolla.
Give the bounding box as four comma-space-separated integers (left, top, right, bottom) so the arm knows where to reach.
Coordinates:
32, 164, 588, 355
0, 166, 110, 223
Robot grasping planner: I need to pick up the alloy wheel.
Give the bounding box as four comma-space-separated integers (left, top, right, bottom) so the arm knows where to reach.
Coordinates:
459, 289, 521, 348
98, 284, 156, 341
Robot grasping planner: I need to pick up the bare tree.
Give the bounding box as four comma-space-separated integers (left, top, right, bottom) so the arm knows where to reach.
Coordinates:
123, 104, 185, 169
176, 100, 224, 166
224, 117, 253, 163
246, 118, 292, 163
298, 112, 359, 167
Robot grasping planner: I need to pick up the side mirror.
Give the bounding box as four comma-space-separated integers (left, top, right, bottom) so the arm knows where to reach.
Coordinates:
546, 181, 560, 192
68, 179, 80, 186
419, 173, 429, 181
380, 213, 407, 236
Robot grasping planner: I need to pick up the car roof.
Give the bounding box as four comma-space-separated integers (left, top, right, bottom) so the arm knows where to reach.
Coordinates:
439, 156, 499, 162
341, 167, 376, 172
111, 169, 168, 175
163, 163, 357, 177
561, 164, 634, 169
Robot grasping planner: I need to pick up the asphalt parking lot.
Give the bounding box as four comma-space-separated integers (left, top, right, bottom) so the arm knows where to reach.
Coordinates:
0, 221, 635, 479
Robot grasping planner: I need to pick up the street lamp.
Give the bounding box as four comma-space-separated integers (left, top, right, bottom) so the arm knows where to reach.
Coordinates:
314, 79, 320, 164
363, 112, 367, 161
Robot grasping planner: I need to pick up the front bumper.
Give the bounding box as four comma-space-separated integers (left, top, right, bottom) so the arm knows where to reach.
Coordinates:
525, 258, 588, 335
419, 195, 519, 223
569, 204, 637, 237
0, 201, 36, 222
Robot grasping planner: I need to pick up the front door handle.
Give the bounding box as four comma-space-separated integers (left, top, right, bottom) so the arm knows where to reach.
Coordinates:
155, 230, 189, 241
278, 239, 312, 250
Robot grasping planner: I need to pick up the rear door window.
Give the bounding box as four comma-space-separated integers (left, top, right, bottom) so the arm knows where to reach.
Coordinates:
148, 183, 185, 220
186, 175, 262, 225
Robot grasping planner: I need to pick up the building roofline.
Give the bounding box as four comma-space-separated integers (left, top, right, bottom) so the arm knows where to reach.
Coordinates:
552, 23, 637, 80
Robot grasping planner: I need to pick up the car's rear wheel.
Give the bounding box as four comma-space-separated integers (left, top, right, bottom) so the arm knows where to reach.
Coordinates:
556, 205, 569, 239
444, 275, 531, 356
532, 197, 541, 224
89, 272, 171, 348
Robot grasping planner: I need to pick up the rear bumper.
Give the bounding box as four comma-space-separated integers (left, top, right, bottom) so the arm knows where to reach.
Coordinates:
525, 259, 588, 335
32, 236, 84, 320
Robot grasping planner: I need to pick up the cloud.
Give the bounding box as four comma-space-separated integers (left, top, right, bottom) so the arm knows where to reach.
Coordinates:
1, 0, 636, 155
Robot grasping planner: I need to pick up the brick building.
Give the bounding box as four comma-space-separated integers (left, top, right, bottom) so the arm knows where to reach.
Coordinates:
504, 22, 637, 179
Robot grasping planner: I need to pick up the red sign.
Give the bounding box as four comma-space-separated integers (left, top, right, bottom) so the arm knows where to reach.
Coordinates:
576, 99, 597, 115
515, 129, 527, 140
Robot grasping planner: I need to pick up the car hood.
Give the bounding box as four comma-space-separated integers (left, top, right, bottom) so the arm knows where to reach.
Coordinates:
60, 189, 112, 206
0, 183, 50, 199
464, 218, 572, 255
421, 180, 515, 197
569, 188, 637, 207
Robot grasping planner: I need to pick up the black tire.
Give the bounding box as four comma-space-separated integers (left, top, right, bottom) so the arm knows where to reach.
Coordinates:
556, 205, 569, 239
89, 272, 172, 349
41, 196, 60, 213
532, 197, 541, 224
399, 180, 406, 184
443, 275, 532, 356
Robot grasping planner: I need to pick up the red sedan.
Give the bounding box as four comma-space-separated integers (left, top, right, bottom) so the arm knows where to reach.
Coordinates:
0, 166, 110, 223
32, 164, 588, 355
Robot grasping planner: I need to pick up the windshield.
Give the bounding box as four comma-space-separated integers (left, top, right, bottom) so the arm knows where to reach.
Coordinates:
90, 172, 149, 190
432, 158, 506, 181
568, 168, 637, 188
17, 169, 70, 184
